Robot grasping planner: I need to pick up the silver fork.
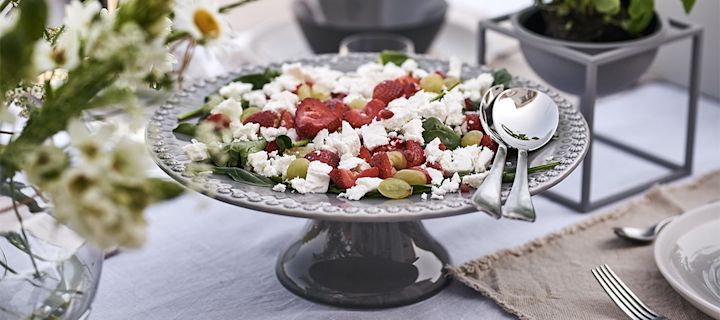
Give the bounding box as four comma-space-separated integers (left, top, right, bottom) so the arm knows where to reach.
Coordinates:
591, 264, 669, 320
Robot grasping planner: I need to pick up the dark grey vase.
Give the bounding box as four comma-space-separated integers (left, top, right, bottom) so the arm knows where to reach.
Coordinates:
276, 220, 450, 308
511, 7, 665, 96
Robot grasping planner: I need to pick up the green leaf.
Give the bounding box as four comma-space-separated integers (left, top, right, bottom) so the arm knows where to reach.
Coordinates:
593, 0, 620, 14
492, 69, 512, 88
293, 139, 310, 147
0, 0, 47, 96
502, 161, 560, 183
226, 139, 267, 166
422, 117, 461, 150
623, 0, 654, 34
681, 0, 696, 13
213, 167, 275, 187
0, 182, 43, 213
234, 69, 280, 90
144, 178, 185, 201
379, 50, 409, 66
275, 135, 292, 155
15, 0, 48, 40
173, 123, 197, 136
177, 94, 221, 121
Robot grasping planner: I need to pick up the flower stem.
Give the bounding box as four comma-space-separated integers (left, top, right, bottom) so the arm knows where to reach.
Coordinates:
0, 0, 14, 13
9, 177, 41, 279
219, 0, 258, 13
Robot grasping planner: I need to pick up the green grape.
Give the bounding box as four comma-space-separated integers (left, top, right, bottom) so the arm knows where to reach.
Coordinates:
393, 169, 427, 186
286, 158, 310, 180
348, 98, 367, 110
311, 88, 331, 101
444, 76, 460, 88
297, 84, 312, 100
378, 178, 413, 199
460, 130, 484, 147
387, 151, 407, 170
284, 146, 313, 158
240, 107, 260, 122
420, 73, 444, 93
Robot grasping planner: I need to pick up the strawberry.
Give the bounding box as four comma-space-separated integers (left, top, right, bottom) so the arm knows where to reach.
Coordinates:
409, 166, 431, 184
460, 183, 471, 193
305, 149, 340, 168
331, 92, 347, 100
265, 141, 278, 153
464, 98, 474, 111
403, 140, 426, 167
377, 109, 394, 120
465, 113, 483, 132
372, 80, 404, 103
434, 70, 445, 78
244, 110, 279, 128
344, 109, 373, 128
358, 146, 372, 162
204, 113, 231, 129
397, 75, 420, 98
324, 98, 348, 119
365, 99, 387, 116
330, 168, 356, 189
357, 167, 380, 178
426, 161, 443, 172
370, 152, 395, 178
480, 135, 498, 152
438, 143, 446, 151
279, 110, 294, 128
372, 138, 405, 154
295, 98, 342, 139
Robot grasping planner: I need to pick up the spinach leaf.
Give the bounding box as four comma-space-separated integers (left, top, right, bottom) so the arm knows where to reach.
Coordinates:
492, 68, 512, 88
234, 69, 281, 90
213, 167, 276, 187
173, 123, 197, 136
275, 135, 293, 155
226, 139, 267, 166
177, 93, 223, 121
422, 117, 461, 150
379, 50, 409, 66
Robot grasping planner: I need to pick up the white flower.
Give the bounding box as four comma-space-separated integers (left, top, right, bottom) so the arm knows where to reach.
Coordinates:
67, 119, 115, 163
173, 0, 230, 42
63, 0, 103, 39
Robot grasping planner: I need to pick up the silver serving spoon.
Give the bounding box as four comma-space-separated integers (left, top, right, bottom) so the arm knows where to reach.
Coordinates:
613, 216, 675, 243
492, 88, 559, 222
471, 84, 507, 219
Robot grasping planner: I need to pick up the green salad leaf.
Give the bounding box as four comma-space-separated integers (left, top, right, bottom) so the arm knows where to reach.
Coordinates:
173, 123, 197, 136
422, 117, 461, 150
379, 50, 409, 66
275, 135, 293, 155
224, 139, 267, 167
213, 167, 275, 187
502, 161, 560, 183
234, 68, 281, 90
492, 68, 512, 88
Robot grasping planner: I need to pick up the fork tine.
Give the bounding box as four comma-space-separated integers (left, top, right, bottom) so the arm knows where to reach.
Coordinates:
601, 265, 660, 318
591, 267, 646, 320
596, 266, 654, 320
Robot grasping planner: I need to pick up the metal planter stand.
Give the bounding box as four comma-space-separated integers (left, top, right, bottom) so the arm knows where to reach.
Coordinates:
478, 15, 703, 212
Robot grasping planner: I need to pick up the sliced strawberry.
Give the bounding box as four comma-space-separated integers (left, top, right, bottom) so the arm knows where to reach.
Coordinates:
305, 149, 340, 168
324, 98, 348, 119
372, 80, 404, 103
372, 139, 405, 154
397, 75, 420, 98
434, 70, 445, 78
377, 109, 394, 120
403, 140, 426, 167
358, 146, 372, 162
464, 98, 474, 111
426, 161, 443, 172
364, 99, 387, 117
344, 109, 373, 128
295, 98, 342, 138
279, 110, 294, 129
357, 167, 380, 178
409, 166, 431, 184
330, 168, 357, 189
480, 135, 498, 152
465, 113, 483, 132
460, 183, 471, 193
205, 113, 231, 129
244, 110, 279, 128
265, 141, 278, 153
369, 152, 395, 179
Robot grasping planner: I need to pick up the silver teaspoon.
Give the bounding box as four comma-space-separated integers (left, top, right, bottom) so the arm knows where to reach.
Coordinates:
613, 216, 675, 243
471, 84, 507, 218
493, 88, 559, 222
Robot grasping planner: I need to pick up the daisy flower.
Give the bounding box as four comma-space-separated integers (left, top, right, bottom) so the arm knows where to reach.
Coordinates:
173, 0, 230, 43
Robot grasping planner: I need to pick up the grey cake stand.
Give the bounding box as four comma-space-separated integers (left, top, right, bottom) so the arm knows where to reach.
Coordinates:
146, 54, 590, 308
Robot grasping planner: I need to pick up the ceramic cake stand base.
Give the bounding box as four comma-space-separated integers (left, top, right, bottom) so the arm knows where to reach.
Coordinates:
276, 219, 450, 308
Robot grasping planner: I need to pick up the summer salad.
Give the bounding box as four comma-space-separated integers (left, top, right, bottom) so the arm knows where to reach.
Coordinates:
175, 52, 558, 201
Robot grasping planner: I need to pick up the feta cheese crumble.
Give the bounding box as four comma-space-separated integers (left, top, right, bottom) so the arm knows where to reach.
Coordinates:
182, 139, 208, 162
339, 177, 383, 200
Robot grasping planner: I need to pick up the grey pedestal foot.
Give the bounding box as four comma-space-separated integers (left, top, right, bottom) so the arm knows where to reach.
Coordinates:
276, 220, 450, 308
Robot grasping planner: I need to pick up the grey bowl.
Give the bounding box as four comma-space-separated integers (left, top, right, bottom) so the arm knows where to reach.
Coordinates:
511, 7, 665, 96
145, 53, 590, 223
292, 0, 447, 53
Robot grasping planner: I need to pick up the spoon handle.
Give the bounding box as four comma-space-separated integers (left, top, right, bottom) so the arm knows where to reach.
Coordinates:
471, 144, 507, 219
502, 149, 536, 222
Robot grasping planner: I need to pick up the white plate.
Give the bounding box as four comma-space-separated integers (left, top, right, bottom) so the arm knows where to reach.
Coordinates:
655, 201, 720, 319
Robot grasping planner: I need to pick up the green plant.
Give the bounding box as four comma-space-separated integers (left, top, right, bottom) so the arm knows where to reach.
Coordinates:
534, 0, 697, 41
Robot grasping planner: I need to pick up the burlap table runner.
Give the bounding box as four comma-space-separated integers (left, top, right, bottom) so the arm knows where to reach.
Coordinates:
449, 170, 720, 320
